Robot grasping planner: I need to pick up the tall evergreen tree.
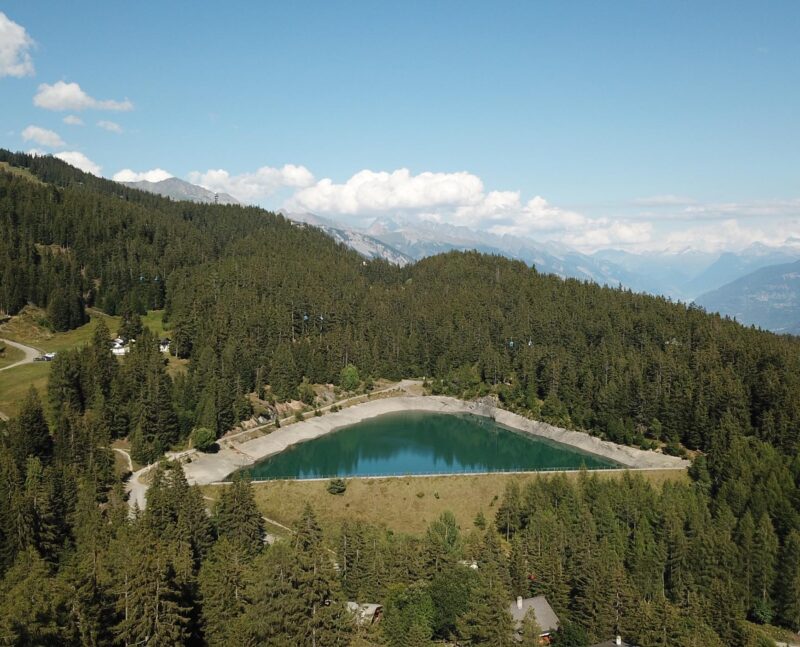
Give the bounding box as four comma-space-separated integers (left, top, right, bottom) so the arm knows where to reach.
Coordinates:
213, 475, 265, 557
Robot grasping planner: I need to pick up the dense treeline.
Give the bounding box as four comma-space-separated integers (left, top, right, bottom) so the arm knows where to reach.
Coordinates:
1, 416, 798, 645
3, 151, 799, 455
2, 151, 800, 644
167, 243, 800, 457
0, 149, 355, 318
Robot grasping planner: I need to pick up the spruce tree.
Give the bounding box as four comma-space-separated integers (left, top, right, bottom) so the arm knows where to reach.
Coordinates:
9, 386, 52, 467
199, 537, 250, 646
214, 475, 265, 557
777, 530, 800, 630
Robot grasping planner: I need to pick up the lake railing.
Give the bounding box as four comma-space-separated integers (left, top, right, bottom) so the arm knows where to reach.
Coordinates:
239, 464, 626, 483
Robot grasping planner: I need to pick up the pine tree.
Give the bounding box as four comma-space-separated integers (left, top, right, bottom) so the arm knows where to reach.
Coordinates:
0, 546, 68, 644
214, 475, 265, 557
62, 481, 115, 647
496, 480, 523, 541
89, 318, 116, 401
199, 537, 250, 646
9, 386, 52, 467
752, 514, 778, 613
424, 510, 462, 574
456, 578, 514, 646
270, 342, 300, 401
109, 525, 193, 646
519, 608, 543, 647
145, 462, 213, 564
382, 582, 435, 647
777, 530, 800, 630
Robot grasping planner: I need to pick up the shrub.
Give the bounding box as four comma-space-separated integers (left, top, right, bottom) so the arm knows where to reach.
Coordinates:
191, 427, 216, 452
327, 478, 347, 495
340, 364, 360, 391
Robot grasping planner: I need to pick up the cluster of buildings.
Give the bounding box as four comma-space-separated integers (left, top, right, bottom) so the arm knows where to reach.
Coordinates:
109, 337, 170, 357
347, 592, 633, 645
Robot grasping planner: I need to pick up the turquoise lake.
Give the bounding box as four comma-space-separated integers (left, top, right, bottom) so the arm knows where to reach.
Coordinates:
240, 411, 619, 480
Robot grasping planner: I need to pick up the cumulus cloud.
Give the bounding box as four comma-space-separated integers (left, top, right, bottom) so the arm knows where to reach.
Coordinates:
34, 81, 133, 111
188, 164, 315, 202
53, 151, 101, 176
289, 168, 484, 214
562, 221, 654, 251
97, 119, 123, 133
21, 125, 64, 148
112, 168, 173, 183
62, 115, 83, 126
0, 12, 34, 77
288, 168, 592, 240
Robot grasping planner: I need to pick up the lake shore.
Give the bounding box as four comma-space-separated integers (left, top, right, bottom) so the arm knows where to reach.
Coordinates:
181, 395, 689, 486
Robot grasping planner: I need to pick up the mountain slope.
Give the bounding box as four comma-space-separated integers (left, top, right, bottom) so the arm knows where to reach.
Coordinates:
121, 177, 240, 205
283, 212, 413, 266
364, 218, 640, 286
695, 260, 800, 334
683, 244, 799, 299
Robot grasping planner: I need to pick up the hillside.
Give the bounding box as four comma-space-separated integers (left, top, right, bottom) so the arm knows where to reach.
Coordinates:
2, 151, 800, 646
696, 260, 800, 334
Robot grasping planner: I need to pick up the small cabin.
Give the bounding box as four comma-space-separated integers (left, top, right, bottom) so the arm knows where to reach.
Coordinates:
508, 595, 560, 643
159, 338, 170, 353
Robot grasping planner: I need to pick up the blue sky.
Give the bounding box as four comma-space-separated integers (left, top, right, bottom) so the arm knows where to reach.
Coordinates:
1, 1, 798, 252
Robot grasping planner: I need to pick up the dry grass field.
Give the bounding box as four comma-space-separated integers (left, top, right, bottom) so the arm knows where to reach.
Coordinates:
203, 469, 689, 537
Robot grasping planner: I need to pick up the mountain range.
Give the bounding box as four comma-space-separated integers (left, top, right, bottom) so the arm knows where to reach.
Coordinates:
122, 177, 240, 205
695, 260, 800, 334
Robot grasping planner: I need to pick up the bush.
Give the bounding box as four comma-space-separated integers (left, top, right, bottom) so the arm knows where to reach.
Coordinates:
191, 427, 216, 452
298, 377, 316, 405
340, 364, 360, 391
327, 478, 347, 495
294, 410, 305, 423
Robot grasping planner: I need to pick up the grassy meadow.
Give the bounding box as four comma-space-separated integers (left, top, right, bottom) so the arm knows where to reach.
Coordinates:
203, 469, 689, 537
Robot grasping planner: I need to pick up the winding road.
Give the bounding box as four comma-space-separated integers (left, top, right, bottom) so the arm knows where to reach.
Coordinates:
0, 338, 40, 372
0, 338, 42, 421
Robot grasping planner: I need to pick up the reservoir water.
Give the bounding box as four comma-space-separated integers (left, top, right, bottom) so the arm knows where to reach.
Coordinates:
240, 411, 619, 480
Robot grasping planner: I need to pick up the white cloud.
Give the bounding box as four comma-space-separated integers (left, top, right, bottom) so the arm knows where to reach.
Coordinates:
188, 164, 315, 202
289, 168, 484, 214
53, 151, 101, 176
654, 219, 800, 254
112, 168, 173, 183
97, 119, 123, 133
21, 125, 64, 148
562, 221, 654, 251
62, 115, 83, 126
288, 168, 591, 240
34, 81, 133, 111
0, 12, 34, 78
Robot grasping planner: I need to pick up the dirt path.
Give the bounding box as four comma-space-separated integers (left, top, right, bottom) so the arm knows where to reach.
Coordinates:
112, 447, 133, 472
0, 338, 41, 372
